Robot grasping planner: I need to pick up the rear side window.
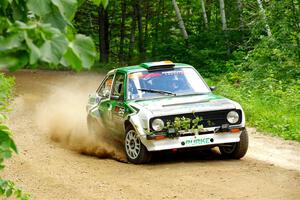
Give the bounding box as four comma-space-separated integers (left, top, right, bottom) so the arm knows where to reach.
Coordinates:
111, 73, 125, 100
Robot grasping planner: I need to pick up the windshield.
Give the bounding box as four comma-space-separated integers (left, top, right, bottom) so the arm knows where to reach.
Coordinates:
127, 67, 210, 100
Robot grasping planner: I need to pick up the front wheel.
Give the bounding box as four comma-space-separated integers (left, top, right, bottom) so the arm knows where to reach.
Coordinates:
219, 129, 248, 159
125, 127, 152, 164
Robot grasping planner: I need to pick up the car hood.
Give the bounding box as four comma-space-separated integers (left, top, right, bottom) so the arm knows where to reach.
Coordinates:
129, 93, 237, 117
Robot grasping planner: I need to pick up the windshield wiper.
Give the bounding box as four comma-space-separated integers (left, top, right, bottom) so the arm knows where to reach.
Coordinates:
177, 92, 208, 97
138, 88, 176, 96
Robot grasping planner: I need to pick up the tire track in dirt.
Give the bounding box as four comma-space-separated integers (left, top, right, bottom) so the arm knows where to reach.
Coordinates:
2, 70, 300, 200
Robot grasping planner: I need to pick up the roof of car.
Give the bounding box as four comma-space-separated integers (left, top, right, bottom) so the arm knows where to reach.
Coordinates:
108, 62, 192, 74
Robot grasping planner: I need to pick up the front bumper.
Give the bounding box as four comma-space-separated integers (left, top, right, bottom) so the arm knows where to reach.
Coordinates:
129, 112, 245, 152
141, 131, 241, 151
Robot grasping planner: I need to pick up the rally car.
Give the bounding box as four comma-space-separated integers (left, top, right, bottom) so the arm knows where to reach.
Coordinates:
86, 61, 248, 164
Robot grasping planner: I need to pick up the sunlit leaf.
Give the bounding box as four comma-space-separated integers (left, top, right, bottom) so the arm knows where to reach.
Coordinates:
51, 0, 77, 20
63, 34, 96, 70
40, 35, 68, 65
43, 4, 67, 30
101, 0, 109, 9
27, 0, 51, 17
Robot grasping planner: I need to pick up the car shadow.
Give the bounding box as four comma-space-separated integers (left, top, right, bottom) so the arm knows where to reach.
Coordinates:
148, 148, 236, 165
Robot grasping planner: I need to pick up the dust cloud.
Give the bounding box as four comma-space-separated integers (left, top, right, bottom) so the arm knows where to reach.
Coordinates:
35, 77, 127, 162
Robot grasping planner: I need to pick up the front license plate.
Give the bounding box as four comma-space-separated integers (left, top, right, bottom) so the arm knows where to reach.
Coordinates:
185, 137, 212, 146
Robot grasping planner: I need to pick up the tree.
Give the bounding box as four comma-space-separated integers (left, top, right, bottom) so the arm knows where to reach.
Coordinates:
172, 0, 188, 40
119, 0, 126, 63
200, 0, 208, 29
98, 6, 110, 63
219, 0, 227, 31
135, 0, 145, 57
257, 0, 272, 36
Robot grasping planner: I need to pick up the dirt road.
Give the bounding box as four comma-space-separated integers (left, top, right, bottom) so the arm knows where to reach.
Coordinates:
2, 70, 300, 200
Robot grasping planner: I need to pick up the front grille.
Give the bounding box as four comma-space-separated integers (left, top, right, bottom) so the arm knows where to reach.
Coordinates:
150, 109, 242, 132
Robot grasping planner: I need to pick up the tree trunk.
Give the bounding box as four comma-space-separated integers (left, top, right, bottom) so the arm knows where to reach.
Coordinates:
152, 0, 162, 57
98, 6, 109, 63
219, 0, 227, 31
135, 0, 145, 57
219, 0, 230, 54
237, 0, 244, 30
128, 1, 137, 61
172, 0, 188, 40
291, 0, 300, 59
119, 0, 126, 64
257, 0, 272, 36
200, 0, 208, 29
144, 1, 150, 53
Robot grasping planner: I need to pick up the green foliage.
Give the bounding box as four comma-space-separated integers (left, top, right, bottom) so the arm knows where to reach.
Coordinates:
0, 0, 96, 71
91, 0, 109, 8
0, 74, 29, 199
207, 32, 300, 141
64, 34, 96, 70
0, 179, 29, 200
203, 0, 300, 142
210, 74, 300, 142
166, 116, 204, 133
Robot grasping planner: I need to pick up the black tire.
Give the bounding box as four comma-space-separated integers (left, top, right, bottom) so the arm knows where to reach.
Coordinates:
219, 129, 248, 159
125, 126, 152, 164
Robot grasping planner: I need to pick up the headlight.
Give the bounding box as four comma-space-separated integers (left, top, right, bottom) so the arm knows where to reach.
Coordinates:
227, 111, 239, 124
152, 118, 164, 131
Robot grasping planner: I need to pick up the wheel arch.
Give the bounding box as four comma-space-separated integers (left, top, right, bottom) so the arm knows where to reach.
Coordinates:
124, 118, 133, 131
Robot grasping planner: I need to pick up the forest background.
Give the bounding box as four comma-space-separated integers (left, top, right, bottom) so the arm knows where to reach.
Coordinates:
0, 0, 299, 198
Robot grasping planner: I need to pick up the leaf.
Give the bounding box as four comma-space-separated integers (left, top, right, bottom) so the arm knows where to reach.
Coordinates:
9, 138, 17, 153
0, 114, 7, 122
40, 34, 68, 65
91, 0, 109, 8
27, 0, 51, 17
0, 51, 28, 71
63, 34, 96, 70
24, 32, 40, 65
63, 47, 82, 71
91, 0, 102, 6
101, 0, 109, 9
0, 17, 10, 34
51, 0, 77, 20
10, 0, 28, 21
6, 188, 12, 197
2, 151, 12, 159
43, 4, 67, 30
0, 32, 23, 51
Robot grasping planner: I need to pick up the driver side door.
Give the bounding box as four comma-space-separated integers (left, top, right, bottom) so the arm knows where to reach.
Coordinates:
96, 73, 115, 129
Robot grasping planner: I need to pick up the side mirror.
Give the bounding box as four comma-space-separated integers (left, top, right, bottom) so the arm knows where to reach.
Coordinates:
210, 86, 217, 91
89, 93, 101, 103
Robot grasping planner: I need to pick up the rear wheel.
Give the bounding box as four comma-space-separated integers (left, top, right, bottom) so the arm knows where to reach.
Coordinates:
219, 129, 248, 159
125, 127, 152, 164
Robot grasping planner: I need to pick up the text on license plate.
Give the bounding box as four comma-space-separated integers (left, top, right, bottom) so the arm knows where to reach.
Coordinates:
185, 137, 212, 146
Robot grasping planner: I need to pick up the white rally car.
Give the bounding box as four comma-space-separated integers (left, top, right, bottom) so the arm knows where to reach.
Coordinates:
87, 61, 248, 164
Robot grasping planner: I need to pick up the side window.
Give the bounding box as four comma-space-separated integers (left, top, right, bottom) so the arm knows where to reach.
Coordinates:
111, 73, 125, 100
98, 74, 114, 98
